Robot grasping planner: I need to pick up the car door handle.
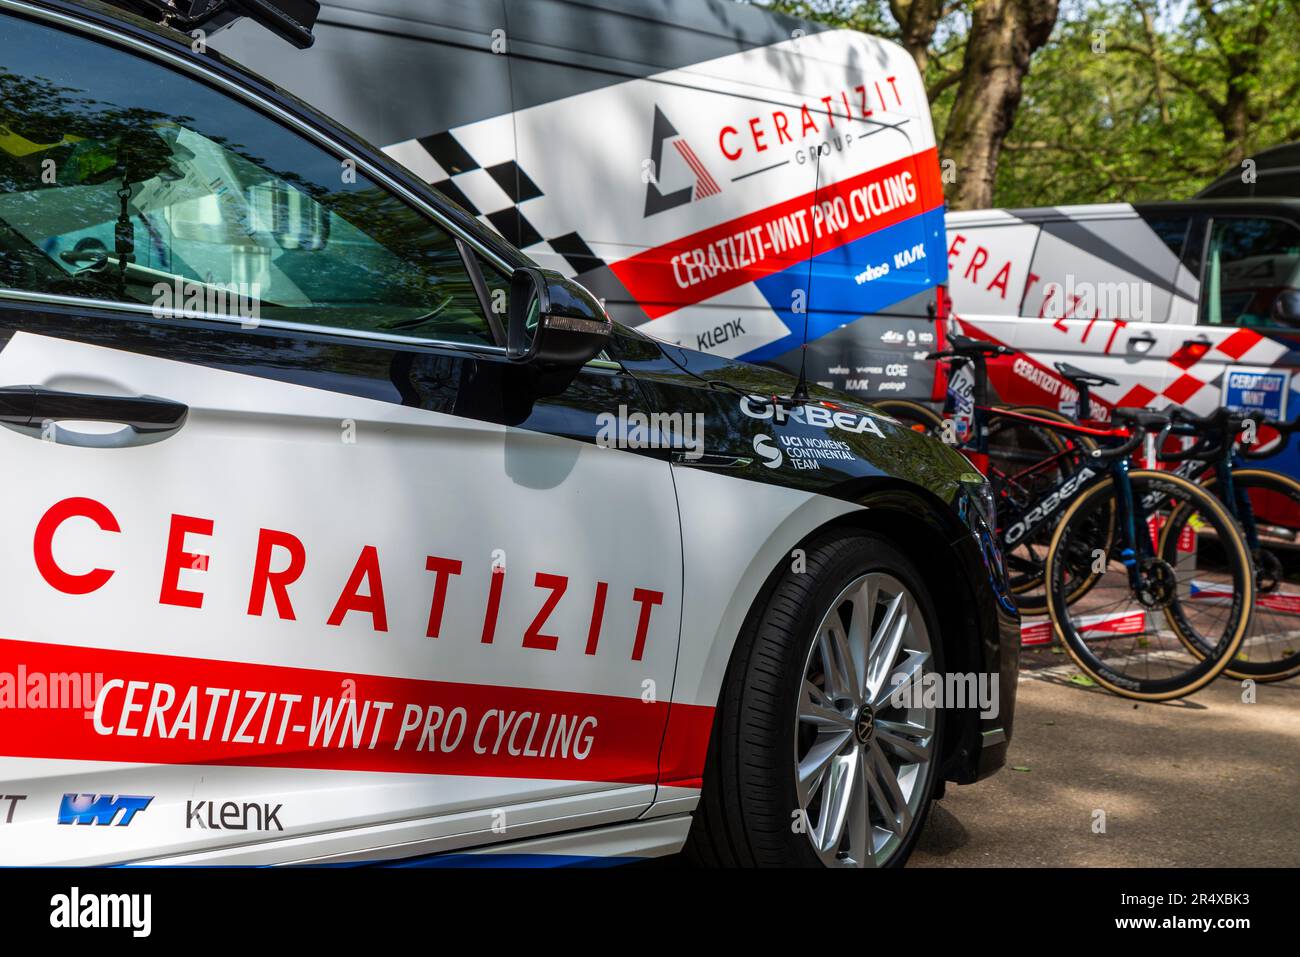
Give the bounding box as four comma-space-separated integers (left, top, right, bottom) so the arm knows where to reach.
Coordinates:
1127, 333, 1157, 353
0, 385, 188, 434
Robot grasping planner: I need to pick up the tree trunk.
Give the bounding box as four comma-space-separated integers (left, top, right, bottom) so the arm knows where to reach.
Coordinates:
940, 0, 1059, 209
1135, 0, 1171, 125
889, 0, 947, 74
1221, 85, 1252, 165
1192, 0, 1272, 167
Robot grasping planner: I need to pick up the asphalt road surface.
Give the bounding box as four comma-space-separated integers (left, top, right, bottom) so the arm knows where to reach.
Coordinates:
912, 653, 1300, 867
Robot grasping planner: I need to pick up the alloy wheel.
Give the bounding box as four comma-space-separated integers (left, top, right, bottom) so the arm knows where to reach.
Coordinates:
794, 572, 936, 867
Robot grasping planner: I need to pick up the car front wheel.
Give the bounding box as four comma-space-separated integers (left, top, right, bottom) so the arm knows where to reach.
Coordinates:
685, 531, 944, 868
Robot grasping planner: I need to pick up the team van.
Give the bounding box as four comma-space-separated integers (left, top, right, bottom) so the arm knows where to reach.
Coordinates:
1199, 141, 1300, 199
0, 0, 1014, 866
213, 0, 950, 402
945, 200, 1300, 477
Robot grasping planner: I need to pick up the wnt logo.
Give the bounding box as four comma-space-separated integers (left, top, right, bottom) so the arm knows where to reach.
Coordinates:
644, 105, 721, 217
58, 793, 153, 826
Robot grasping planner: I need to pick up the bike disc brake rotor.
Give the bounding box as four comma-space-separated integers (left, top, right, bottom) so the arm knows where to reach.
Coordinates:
1136, 558, 1178, 609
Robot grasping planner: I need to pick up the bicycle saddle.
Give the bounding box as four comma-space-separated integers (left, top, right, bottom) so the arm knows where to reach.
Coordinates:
943, 333, 1012, 357
1054, 362, 1118, 388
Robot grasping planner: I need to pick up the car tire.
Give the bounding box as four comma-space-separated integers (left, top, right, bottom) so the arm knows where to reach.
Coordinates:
684, 530, 945, 868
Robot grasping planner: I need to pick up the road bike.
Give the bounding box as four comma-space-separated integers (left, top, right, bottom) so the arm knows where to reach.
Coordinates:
1029, 361, 1300, 684
1152, 406, 1300, 682
876, 339, 1257, 699
1035, 407, 1255, 699
875, 335, 1094, 613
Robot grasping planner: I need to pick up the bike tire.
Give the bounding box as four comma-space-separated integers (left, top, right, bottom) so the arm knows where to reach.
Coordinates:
991, 408, 1102, 615
1045, 469, 1254, 701
1005, 405, 1099, 454
1162, 467, 1300, 683
872, 399, 943, 436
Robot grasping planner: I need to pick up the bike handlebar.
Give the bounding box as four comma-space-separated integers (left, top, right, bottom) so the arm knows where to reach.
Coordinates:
1087, 428, 1146, 462
1077, 407, 1169, 463
1158, 407, 1300, 462
1156, 407, 1238, 462
1110, 407, 1171, 431
1239, 411, 1300, 459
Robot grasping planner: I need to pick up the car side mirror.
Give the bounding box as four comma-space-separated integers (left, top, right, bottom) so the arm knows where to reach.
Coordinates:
1272, 289, 1300, 327
507, 267, 611, 368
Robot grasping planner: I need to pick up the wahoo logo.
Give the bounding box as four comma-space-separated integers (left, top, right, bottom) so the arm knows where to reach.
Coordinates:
58, 793, 153, 826
645, 105, 721, 216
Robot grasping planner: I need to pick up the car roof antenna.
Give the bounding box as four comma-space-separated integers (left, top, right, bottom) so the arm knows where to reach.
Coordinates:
790, 332, 811, 405
785, 149, 822, 407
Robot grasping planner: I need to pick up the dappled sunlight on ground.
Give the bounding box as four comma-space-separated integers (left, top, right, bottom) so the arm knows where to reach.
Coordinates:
912, 673, 1300, 867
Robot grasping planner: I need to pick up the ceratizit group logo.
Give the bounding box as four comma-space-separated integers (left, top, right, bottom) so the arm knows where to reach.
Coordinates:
644, 105, 722, 217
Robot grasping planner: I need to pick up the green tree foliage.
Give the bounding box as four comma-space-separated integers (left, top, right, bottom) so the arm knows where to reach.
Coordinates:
760, 0, 1300, 207
998, 0, 1300, 205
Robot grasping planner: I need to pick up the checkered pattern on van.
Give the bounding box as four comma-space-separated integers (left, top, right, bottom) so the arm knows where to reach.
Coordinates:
1113, 327, 1286, 410
954, 317, 1291, 415
383, 129, 608, 277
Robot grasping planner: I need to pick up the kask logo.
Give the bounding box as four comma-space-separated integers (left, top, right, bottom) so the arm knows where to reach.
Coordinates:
644, 105, 721, 217
58, 793, 153, 826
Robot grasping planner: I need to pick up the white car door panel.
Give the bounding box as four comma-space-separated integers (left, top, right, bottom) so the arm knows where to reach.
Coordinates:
0, 332, 683, 864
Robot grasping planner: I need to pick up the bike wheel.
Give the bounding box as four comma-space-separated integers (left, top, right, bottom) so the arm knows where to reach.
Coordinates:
1162, 467, 1300, 682
1006, 406, 1092, 438
989, 410, 1098, 615
872, 399, 943, 436
1045, 470, 1254, 700
988, 407, 1074, 470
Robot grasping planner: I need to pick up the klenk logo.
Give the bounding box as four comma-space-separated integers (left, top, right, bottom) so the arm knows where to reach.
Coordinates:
58, 793, 153, 826
644, 105, 721, 217
187, 800, 283, 831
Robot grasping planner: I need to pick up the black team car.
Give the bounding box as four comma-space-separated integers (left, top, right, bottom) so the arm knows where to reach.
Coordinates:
0, 0, 1016, 867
